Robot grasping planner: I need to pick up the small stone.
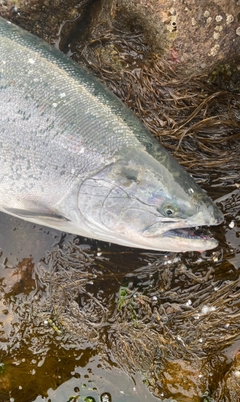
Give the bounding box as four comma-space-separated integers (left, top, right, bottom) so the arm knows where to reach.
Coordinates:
215, 15, 223, 22
204, 10, 210, 18
236, 27, 240, 36
226, 14, 234, 24
213, 32, 220, 40
191, 18, 197, 26
208, 44, 220, 56
169, 7, 175, 15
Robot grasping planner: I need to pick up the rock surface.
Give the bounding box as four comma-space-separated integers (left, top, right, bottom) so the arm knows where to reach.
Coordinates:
1, 0, 240, 76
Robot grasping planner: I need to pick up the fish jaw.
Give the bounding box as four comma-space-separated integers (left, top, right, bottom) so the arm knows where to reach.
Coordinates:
77, 218, 220, 252
140, 213, 222, 252
134, 230, 218, 252
148, 231, 219, 252
162, 229, 219, 252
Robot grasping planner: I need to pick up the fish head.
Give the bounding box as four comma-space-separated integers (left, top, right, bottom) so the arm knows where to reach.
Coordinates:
78, 147, 223, 252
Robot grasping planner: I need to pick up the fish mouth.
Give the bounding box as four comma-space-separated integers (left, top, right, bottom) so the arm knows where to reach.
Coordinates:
163, 226, 214, 241
143, 207, 223, 246
140, 223, 220, 252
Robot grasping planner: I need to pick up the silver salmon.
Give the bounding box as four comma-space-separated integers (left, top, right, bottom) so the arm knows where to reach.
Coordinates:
0, 17, 223, 252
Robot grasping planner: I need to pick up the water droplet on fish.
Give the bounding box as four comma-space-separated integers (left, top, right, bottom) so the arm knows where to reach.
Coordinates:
28, 58, 35, 64
188, 187, 194, 194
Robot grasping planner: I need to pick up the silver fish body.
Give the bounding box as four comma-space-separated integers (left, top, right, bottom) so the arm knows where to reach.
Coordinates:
0, 17, 223, 252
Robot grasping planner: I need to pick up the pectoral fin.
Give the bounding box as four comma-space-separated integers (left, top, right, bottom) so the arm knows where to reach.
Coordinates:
4, 207, 69, 222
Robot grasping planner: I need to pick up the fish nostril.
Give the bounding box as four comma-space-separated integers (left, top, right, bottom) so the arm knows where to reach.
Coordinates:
216, 209, 224, 224
207, 203, 224, 224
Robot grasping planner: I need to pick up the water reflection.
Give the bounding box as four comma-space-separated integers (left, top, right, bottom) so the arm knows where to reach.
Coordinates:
34, 358, 161, 402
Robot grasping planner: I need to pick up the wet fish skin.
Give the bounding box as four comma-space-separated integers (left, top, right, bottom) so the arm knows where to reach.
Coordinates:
0, 17, 223, 251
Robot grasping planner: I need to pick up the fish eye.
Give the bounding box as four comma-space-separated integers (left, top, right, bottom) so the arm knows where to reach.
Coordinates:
157, 202, 179, 217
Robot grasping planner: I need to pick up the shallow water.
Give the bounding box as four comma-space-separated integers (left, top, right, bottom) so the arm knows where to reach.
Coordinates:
0, 214, 172, 402
0, 163, 239, 402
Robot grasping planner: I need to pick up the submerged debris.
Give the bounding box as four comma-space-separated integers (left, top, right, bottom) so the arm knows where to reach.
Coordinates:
21, 231, 238, 400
